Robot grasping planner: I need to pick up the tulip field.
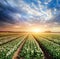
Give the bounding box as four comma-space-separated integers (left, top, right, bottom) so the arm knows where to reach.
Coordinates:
0, 32, 60, 59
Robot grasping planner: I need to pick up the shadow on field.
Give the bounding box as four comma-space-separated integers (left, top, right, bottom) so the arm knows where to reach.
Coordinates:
33, 35, 53, 59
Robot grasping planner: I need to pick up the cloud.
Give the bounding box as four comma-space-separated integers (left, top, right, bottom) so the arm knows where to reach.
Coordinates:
0, 0, 60, 31
52, 14, 60, 24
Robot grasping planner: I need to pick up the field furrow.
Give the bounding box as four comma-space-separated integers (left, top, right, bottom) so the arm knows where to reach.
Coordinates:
0, 34, 27, 59
0, 33, 60, 59
0, 34, 24, 45
39, 35, 60, 45
19, 35, 44, 59
12, 35, 28, 59
33, 34, 60, 59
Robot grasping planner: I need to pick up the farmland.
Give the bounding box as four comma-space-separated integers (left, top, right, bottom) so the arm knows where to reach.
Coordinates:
0, 32, 60, 59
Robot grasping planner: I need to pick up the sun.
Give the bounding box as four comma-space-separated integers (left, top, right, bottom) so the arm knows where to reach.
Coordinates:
31, 28, 41, 33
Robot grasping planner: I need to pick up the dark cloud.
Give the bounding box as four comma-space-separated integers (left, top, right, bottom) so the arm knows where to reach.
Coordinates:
53, 14, 60, 23
0, 1, 20, 26
46, 14, 60, 26
0, 0, 60, 30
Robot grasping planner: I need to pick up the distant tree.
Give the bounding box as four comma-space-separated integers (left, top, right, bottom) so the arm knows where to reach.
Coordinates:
44, 31, 52, 33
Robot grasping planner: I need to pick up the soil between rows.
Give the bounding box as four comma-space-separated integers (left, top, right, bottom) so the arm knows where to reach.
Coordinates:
12, 35, 28, 59
33, 35, 53, 59
12, 34, 53, 59
39, 35, 60, 45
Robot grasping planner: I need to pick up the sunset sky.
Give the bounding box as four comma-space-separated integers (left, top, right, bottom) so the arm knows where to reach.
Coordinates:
0, 0, 60, 32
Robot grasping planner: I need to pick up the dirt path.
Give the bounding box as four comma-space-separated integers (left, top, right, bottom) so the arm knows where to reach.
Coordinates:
33, 35, 53, 59
12, 36, 28, 59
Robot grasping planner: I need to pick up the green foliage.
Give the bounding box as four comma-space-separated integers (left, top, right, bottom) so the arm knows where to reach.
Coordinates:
0, 35, 25, 59
35, 34, 60, 59
20, 35, 44, 59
